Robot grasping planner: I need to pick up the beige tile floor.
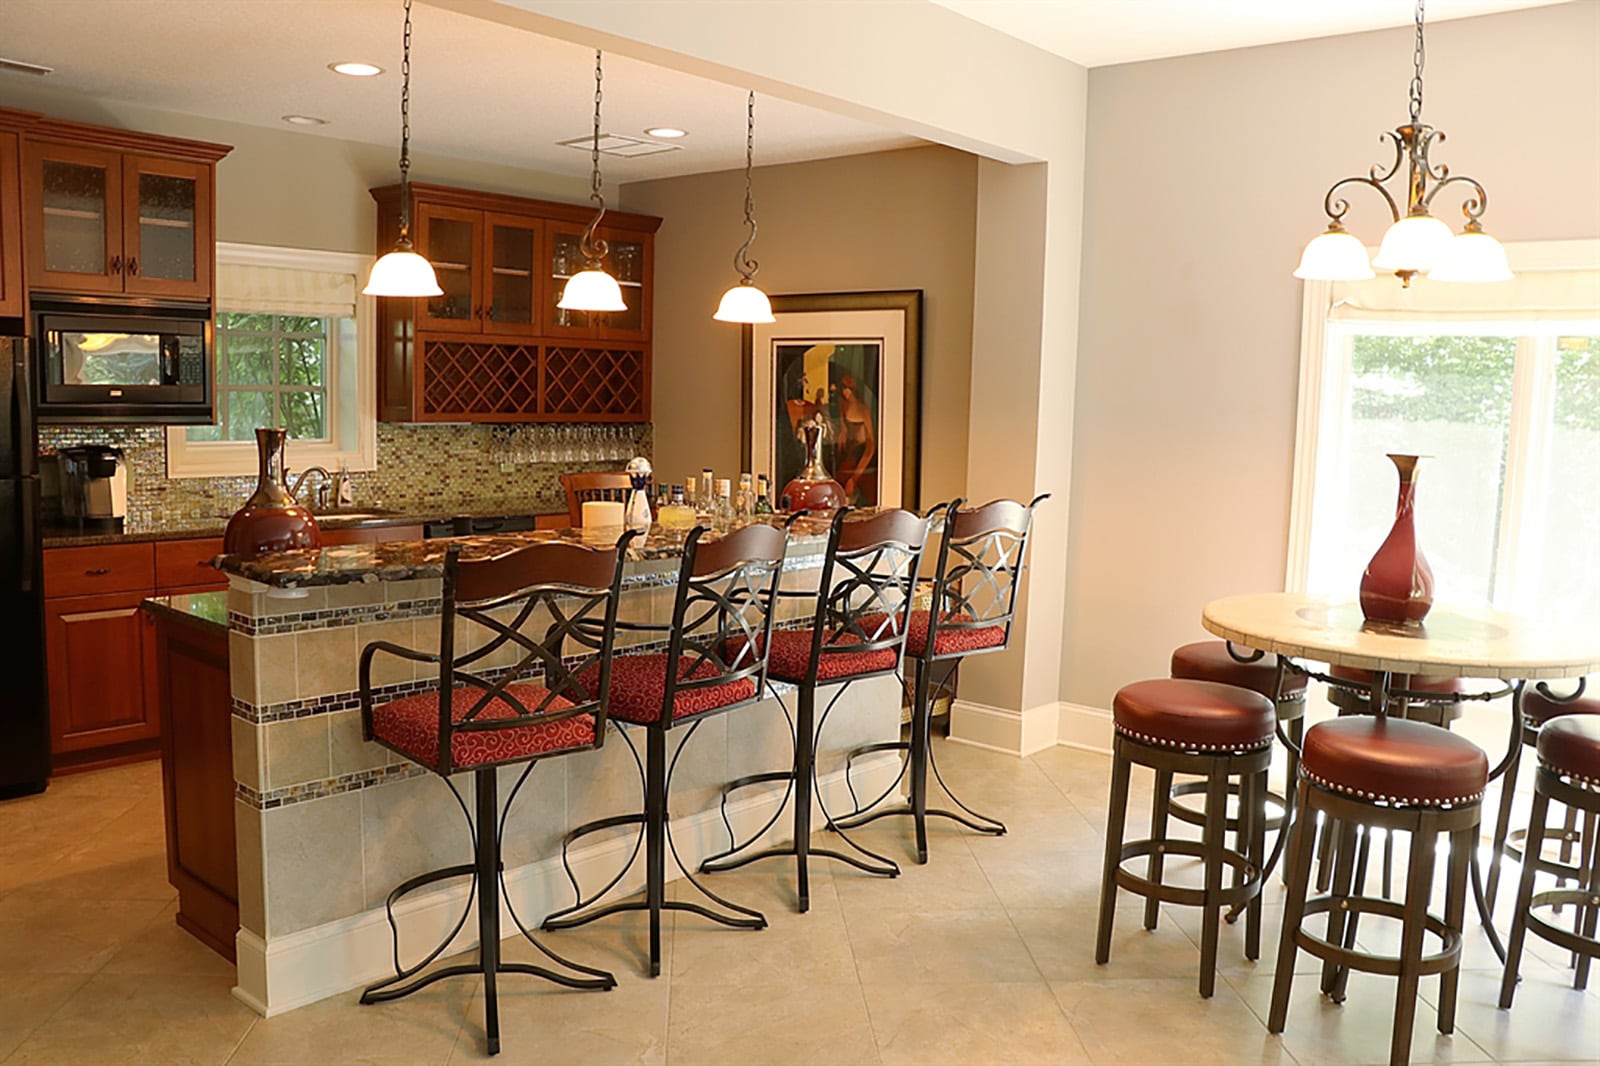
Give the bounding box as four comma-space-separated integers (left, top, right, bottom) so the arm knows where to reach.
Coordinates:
1, 742, 1597, 1064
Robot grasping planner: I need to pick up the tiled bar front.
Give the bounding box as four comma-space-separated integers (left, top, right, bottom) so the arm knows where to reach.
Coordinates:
225, 545, 903, 1014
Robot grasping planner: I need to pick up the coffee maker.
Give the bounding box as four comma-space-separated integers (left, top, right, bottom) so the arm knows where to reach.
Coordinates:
55, 445, 127, 531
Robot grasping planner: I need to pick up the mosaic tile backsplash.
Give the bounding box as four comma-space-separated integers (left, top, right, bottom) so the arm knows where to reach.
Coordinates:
37, 422, 653, 530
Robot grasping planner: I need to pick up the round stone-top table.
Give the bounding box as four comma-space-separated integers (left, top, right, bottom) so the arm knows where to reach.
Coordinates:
1202, 593, 1600, 682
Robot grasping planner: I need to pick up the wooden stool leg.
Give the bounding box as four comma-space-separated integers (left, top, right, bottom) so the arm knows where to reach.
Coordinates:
1244, 767, 1268, 962
1095, 739, 1134, 966
1437, 822, 1473, 1035
1499, 786, 1553, 1008
1199, 761, 1229, 998
1321, 820, 1360, 996
1145, 767, 1174, 932
1485, 741, 1522, 910
1390, 818, 1438, 1066
1574, 811, 1600, 990
1269, 780, 1317, 1035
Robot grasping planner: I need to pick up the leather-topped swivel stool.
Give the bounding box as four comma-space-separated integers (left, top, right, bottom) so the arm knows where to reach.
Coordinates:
1485, 686, 1600, 911
1168, 640, 1308, 839
1499, 713, 1600, 1006
1268, 716, 1489, 1066
1095, 678, 1275, 998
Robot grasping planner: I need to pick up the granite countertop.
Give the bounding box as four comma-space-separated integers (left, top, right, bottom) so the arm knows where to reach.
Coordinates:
42, 499, 566, 549
217, 514, 839, 589
141, 590, 229, 634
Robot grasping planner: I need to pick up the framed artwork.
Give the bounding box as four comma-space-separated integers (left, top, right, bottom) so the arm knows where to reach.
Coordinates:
741, 290, 923, 511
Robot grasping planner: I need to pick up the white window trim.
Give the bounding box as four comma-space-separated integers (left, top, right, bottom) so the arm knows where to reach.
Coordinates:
166, 243, 377, 479
1284, 238, 1600, 593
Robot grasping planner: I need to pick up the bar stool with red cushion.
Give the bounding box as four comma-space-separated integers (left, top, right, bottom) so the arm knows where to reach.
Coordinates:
1268, 716, 1489, 1066
358, 535, 634, 1057
832, 496, 1047, 864
1485, 684, 1600, 911
700, 507, 935, 911
1095, 678, 1275, 998
1499, 713, 1600, 1006
540, 522, 791, 977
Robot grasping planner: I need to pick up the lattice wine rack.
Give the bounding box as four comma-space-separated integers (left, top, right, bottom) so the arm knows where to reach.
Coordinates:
414, 340, 648, 422
542, 347, 648, 420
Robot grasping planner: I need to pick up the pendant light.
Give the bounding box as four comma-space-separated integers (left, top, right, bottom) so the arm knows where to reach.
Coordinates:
558, 50, 626, 313
714, 92, 775, 324
363, 0, 442, 297
1295, 0, 1510, 286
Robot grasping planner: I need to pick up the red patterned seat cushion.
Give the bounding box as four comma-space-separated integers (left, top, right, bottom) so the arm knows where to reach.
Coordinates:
371, 684, 593, 770
904, 609, 1007, 658
579, 655, 756, 724
764, 629, 900, 683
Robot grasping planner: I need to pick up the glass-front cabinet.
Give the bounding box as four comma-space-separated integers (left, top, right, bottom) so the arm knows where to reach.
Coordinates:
547, 222, 649, 342
415, 203, 481, 333
483, 212, 540, 337
24, 141, 216, 300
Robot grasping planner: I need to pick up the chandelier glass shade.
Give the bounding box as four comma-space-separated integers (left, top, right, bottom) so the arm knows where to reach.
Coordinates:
363, 0, 442, 298
713, 91, 774, 324
1295, 0, 1510, 286
558, 50, 626, 314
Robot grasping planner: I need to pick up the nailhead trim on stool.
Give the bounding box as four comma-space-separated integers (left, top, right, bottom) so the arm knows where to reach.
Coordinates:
1114, 725, 1273, 753
1299, 717, 1489, 807
1536, 715, 1600, 789
1112, 678, 1278, 752
1299, 767, 1486, 807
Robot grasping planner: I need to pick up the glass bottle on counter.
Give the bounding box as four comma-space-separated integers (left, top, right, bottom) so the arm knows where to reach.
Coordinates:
658, 485, 697, 529
699, 467, 714, 517
735, 473, 753, 520
754, 474, 775, 515
714, 478, 734, 530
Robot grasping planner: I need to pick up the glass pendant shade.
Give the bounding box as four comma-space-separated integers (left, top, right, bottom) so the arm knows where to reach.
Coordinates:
1372, 213, 1455, 272
1294, 229, 1376, 281
1427, 229, 1513, 282
713, 282, 775, 324
363, 247, 443, 297
558, 267, 626, 312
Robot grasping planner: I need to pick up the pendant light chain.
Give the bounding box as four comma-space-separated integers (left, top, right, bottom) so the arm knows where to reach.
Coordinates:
734, 91, 760, 283
579, 49, 610, 265
397, 0, 415, 241
1409, 0, 1426, 126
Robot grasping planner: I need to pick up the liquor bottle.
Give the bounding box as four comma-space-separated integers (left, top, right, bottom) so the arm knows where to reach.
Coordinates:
658, 485, 697, 529
700, 467, 715, 516
735, 473, 754, 519
754, 475, 775, 515
714, 478, 733, 530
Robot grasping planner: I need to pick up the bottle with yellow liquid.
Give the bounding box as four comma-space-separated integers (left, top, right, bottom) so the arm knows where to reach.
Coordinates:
657, 485, 697, 529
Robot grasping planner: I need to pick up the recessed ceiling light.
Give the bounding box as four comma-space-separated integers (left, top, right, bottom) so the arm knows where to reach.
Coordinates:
329, 61, 384, 77
281, 114, 329, 127
644, 126, 688, 140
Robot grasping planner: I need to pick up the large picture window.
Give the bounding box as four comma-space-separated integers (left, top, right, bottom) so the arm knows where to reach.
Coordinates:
1288, 242, 1600, 628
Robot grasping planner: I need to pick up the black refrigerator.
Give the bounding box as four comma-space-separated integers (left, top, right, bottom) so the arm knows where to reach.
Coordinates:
0, 317, 49, 798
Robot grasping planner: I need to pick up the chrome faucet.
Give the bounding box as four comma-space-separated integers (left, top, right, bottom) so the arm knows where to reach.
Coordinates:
286, 465, 332, 509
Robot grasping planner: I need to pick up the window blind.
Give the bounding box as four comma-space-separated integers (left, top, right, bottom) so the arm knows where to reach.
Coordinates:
216, 263, 357, 317
1329, 268, 1600, 324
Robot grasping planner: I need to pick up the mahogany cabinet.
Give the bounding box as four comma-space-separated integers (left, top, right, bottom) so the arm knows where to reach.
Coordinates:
20, 118, 227, 301
372, 182, 658, 424
0, 128, 22, 318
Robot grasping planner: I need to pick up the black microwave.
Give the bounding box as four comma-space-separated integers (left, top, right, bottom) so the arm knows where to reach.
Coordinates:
33, 297, 213, 424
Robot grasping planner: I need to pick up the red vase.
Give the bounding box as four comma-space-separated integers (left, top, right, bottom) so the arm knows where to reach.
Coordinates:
782, 413, 848, 512
223, 428, 322, 556
1359, 453, 1433, 627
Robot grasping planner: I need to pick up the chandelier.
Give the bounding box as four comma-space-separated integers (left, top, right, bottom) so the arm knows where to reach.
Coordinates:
1295, 0, 1511, 286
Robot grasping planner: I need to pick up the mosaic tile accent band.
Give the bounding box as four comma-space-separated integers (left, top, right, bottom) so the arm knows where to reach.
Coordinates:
37, 421, 652, 531
229, 597, 445, 637
236, 762, 430, 810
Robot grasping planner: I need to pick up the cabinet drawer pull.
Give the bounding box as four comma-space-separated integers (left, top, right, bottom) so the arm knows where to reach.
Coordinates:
127, 257, 139, 276
85, 567, 112, 576
109, 255, 122, 275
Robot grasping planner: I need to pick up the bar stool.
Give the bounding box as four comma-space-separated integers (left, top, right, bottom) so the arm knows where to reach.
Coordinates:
1485, 685, 1600, 910
1168, 640, 1307, 839
1499, 713, 1600, 1006
358, 535, 634, 1057
1095, 678, 1274, 998
700, 507, 934, 911
834, 495, 1047, 863
559, 471, 632, 527
1268, 716, 1489, 1066
540, 522, 792, 977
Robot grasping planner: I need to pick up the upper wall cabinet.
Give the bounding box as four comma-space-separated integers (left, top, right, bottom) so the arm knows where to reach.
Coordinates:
371, 183, 660, 424
20, 118, 229, 302
0, 110, 36, 319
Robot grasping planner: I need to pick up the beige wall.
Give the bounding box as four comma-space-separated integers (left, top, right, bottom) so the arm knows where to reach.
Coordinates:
1064, 2, 1600, 709
621, 145, 979, 506
1, 81, 589, 254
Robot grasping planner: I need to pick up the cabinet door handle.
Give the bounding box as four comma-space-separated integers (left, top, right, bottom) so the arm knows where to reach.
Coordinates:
109, 255, 122, 275
85, 567, 111, 576
485, 304, 495, 322
127, 257, 139, 276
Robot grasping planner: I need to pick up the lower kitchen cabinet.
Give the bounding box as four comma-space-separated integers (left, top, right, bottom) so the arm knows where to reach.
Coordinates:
45, 588, 160, 758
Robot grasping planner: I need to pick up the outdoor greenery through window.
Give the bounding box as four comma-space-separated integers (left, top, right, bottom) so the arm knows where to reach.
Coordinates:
1304, 327, 1600, 625
186, 313, 336, 442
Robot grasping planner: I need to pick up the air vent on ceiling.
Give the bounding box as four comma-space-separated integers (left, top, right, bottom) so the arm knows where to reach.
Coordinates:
0, 57, 54, 77
557, 133, 681, 159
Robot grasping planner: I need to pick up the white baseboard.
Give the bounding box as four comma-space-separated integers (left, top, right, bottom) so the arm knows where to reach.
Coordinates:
1056, 701, 1113, 754
948, 699, 1065, 757
233, 753, 901, 1017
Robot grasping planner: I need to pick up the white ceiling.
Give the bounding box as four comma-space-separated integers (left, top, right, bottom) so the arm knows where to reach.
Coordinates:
0, 0, 1573, 183
928, 0, 1573, 68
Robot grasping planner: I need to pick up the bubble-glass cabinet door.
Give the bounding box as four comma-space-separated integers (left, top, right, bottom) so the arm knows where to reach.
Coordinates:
414, 202, 482, 334
481, 212, 540, 338
122, 155, 211, 299
24, 142, 125, 294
